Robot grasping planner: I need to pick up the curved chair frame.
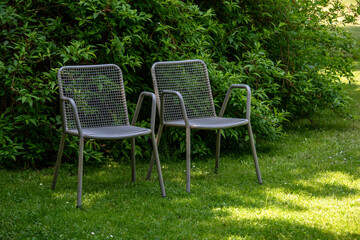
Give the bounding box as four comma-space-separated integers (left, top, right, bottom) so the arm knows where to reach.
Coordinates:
146, 59, 262, 192
51, 64, 165, 207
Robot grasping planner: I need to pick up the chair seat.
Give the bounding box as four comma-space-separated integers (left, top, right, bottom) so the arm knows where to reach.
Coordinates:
164, 117, 249, 129
66, 125, 151, 139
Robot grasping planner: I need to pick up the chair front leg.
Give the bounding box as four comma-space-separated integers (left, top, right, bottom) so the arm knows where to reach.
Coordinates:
215, 130, 221, 174
51, 132, 66, 190
247, 123, 262, 184
150, 132, 166, 197
77, 137, 84, 208
186, 127, 191, 193
146, 124, 164, 180
131, 138, 136, 182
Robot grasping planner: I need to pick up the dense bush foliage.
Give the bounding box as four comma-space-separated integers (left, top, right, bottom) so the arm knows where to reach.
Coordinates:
0, 0, 358, 168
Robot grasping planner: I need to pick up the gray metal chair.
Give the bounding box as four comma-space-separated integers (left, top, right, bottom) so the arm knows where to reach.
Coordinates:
146, 59, 262, 192
51, 64, 166, 207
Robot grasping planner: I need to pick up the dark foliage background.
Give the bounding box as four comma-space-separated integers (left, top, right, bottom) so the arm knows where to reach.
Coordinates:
0, 0, 358, 168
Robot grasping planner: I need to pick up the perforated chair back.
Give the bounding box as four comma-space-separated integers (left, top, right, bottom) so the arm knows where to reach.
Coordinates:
147, 59, 262, 193
58, 64, 129, 131
151, 59, 216, 122
53, 64, 166, 207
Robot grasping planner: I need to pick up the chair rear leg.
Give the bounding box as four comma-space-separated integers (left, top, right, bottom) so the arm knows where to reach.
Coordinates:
247, 123, 262, 184
77, 137, 84, 208
186, 127, 191, 193
215, 130, 221, 174
146, 124, 164, 180
150, 132, 166, 197
51, 133, 66, 190
131, 138, 136, 182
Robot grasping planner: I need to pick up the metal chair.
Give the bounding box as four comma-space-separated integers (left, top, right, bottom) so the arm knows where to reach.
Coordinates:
51, 64, 166, 207
146, 59, 262, 192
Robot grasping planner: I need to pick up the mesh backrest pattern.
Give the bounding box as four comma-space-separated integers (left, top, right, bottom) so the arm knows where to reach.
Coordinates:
58, 64, 129, 130
152, 60, 216, 122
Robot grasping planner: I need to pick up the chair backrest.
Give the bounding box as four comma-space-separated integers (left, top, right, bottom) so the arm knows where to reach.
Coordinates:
58, 64, 129, 131
151, 59, 216, 122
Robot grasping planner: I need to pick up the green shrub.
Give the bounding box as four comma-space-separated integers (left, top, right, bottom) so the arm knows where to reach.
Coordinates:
0, 0, 358, 168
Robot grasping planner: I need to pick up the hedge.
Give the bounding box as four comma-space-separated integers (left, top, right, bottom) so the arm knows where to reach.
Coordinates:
0, 0, 358, 168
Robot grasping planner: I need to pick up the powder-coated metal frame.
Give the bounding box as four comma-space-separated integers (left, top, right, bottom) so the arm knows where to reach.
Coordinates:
51, 64, 166, 207
146, 59, 262, 192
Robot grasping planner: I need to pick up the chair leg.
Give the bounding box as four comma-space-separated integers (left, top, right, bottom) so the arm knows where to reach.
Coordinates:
247, 123, 262, 184
215, 130, 221, 173
51, 133, 66, 190
131, 138, 136, 182
186, 127, 191, 193
146, 124, 164, 180
77, 137, 84, 208
150, 132, 166, 197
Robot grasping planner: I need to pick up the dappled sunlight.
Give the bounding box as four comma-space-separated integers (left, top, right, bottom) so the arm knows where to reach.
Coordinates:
340, 72, 360, 85
261, 187, 308, 211
158, 163, 215, 186
209, 206, 359, 239
212, 207, 265, 221
209, 198, 359, 237
353, 60, 360, 71
340, 65, 360, 86
191, 168, 212, 179
315, 171, 359, 186
212, 206, 312, 225
352, 68, 360, 82
51, 191, 76, 202
296, 171, 360, 195
82, 190, 109, 207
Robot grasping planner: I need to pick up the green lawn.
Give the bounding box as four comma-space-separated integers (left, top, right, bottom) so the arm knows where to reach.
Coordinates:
1, 82, 360, 239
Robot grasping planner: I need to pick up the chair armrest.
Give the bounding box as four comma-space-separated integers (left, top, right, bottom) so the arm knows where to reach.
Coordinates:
161, 90, 190, 126
60, 96, 83, 136
219, 84, 251, 120
132, 91, 157, 132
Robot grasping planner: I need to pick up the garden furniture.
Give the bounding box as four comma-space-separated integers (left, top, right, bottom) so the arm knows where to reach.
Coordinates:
146, 59, 262, 192
51, 64, 166, 207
